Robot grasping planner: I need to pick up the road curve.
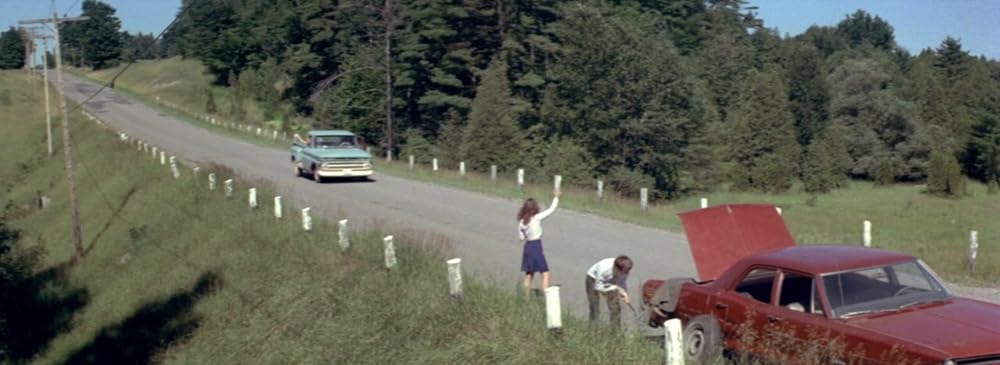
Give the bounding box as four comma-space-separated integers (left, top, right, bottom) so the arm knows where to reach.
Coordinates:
57, 71, 697, 319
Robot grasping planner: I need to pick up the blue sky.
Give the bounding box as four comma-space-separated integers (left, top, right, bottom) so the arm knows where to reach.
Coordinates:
2, 0, 998, 60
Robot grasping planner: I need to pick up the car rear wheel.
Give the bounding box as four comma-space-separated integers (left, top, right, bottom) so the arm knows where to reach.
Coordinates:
683, 315, 723, 365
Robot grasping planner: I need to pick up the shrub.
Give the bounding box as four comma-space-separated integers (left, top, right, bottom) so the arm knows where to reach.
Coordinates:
606, 166, 654, 198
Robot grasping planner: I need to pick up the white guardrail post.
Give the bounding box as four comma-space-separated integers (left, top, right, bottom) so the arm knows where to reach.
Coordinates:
459, 161, 466, 177
274, 196, 282, 219
447, 258, 462, 297
664, 318, 684, 365
248, 188, 258, 208
545, 285, 562, 330
208, 173, 216, 191
640, 188, 648, 212
302, 208, 312, 231
490, 165, 497, 183
224, 179, 233, 197
968, 230, 978, 272
383, 235, 397, 269
863, 220, 872, 247
432, 158, 438, 172
700, 197, 707, 209
554, 175, 561, 191
408, 155, 414, 170
338, 219, 350, 251
517, 168, 524, 190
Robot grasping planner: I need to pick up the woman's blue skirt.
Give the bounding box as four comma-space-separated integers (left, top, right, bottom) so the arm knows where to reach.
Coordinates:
520, 239, 549, 273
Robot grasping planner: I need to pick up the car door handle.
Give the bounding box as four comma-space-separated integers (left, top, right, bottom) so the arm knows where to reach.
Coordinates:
715, 303, 728, 310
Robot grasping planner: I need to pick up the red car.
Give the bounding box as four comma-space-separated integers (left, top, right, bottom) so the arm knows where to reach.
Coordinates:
643, 204, 1000, 365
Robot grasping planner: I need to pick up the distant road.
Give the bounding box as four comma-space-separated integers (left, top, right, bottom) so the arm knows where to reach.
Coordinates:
56, 71, 697, 321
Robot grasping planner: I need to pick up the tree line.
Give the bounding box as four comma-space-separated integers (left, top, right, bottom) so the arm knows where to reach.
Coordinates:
29, 0, 1000, 199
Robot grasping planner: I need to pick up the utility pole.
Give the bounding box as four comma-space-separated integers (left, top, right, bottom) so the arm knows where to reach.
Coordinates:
20, 11, 89, 264
382, 0, 394, 162
41, 34, 54, 156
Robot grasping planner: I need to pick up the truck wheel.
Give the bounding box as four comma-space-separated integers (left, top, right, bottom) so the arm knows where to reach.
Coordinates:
294, 164, 302, 177
683, 315, 724, 365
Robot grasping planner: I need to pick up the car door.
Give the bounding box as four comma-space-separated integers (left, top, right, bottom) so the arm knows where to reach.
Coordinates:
715, 267, 778, 355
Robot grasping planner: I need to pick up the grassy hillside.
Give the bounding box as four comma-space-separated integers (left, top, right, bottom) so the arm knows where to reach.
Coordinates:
1, 71, 661, 364
75, 59, 1000, 285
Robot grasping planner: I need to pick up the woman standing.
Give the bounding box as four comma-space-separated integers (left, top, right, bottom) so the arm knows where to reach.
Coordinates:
517, 189, 561, 295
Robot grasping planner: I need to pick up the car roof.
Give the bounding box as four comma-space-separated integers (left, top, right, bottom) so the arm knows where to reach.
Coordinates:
740, 245, 916, 275
309, 130, 354, 136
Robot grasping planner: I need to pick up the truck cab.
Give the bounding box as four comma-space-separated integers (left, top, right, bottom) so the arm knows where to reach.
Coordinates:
291, 130, 373, 182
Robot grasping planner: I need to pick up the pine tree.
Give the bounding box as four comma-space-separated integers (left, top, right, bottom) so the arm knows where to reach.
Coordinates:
435, 108, 465, 167
967, 115, 1000, 189
0, 27, 26, 69
461, 57, 523, 171
728, 68, 800, 192
65, 0, 124, 70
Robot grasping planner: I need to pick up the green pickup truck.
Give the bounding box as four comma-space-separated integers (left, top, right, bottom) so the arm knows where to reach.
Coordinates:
291, 130, 373, 182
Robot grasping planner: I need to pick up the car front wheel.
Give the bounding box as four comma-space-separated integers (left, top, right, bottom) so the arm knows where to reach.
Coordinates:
683, 315, 723, 365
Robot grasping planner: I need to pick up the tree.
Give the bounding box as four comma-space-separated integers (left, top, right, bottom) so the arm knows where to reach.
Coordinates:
61, 0, 123, 69
0, 27, 26, 69
728, 68, 800, 192
461, 57, 523, 171
966, 115, 1000, 191
926, 149, 964, 196
835, 10, 895, 50
782, 40, 829, 146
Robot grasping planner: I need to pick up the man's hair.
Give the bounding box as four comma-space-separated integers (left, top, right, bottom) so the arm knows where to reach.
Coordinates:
613, 255, 633, 274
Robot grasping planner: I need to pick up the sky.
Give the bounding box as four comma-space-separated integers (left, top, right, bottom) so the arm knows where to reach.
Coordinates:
1, 0, 998, 60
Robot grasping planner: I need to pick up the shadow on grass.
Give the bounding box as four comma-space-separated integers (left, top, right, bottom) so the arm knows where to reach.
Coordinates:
1, 224, 90, 364
63, 271, 223, 365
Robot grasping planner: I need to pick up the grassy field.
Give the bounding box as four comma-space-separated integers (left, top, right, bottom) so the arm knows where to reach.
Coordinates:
75, 59, 1000, 285
1, 71, 662, 364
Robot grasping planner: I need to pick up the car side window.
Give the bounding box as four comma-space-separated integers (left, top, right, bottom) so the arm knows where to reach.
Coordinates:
778, 272, 821, 315
734, 268, 776, 304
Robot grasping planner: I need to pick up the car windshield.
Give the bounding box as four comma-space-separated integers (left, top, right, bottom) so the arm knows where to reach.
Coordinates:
822, 259, 950, 318
314, 135, 357, 148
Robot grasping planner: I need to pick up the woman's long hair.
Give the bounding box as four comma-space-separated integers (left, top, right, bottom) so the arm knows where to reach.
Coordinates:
517, 198, 540, 224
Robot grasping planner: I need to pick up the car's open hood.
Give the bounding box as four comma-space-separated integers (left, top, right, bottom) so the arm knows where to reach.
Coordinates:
679, 204, 795, 281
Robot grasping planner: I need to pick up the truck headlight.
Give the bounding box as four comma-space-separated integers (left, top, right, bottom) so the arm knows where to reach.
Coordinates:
364, 161, 372, 168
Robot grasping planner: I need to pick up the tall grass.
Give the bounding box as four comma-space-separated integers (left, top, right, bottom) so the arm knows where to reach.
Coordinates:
74, 58, 1000, 284
2, 70, 662, 364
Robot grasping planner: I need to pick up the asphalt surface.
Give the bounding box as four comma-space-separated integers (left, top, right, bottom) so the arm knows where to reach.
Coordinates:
56, 71, 698, 324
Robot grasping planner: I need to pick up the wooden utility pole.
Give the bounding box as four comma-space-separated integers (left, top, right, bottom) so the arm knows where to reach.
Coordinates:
382, 0, 394, 162
41, 35, 53, 156
20, 11, 89, 264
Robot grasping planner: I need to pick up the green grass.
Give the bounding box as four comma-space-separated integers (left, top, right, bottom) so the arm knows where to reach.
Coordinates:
1, 70, 662, 364
68, 59, 1000, 285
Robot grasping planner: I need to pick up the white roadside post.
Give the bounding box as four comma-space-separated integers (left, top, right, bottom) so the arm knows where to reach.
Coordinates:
545, 285, 562, 330
274, 196, 282, 219
386, 149, 393, 162
596, 180, 604, 200
517, 168, 525, 190
338, 219, 349, 251
208, 173, 216, 190
863, 220, 872, 247
700, 197, 708, 209
224, 179, 233, 197
459, 161, 466, 177
490, 165, 497, 183
151, 146, 157, 159
554, 175, 562, 191
640, 188, 649, 213
302, 208, 312, 231
664, 318, 684, 365
432, 158, 439, 172
169, 156, 180, 179
447, 258, 463, 297
968, 230, 979, 273
775, 207, 782, 216
408, 155, 415, 170
192, 166, 200, 177
160, 151, 166, 165
248, 188, 258, 208
384, 235, 397, 269
272, 130, 278, 140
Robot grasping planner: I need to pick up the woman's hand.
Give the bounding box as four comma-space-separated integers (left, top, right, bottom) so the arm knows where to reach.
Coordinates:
553, 189, 562, 198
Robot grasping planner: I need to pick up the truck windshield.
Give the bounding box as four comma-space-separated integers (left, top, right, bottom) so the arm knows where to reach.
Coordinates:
314, 136, 357, 148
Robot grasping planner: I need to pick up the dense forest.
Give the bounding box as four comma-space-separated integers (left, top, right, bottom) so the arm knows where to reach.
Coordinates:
52, 0, 1000, 199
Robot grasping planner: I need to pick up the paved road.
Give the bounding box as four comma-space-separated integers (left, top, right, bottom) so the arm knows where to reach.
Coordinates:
57, 72, 697, 323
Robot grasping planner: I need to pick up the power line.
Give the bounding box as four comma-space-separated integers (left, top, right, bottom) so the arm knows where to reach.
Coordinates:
65, 0, 194, 115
